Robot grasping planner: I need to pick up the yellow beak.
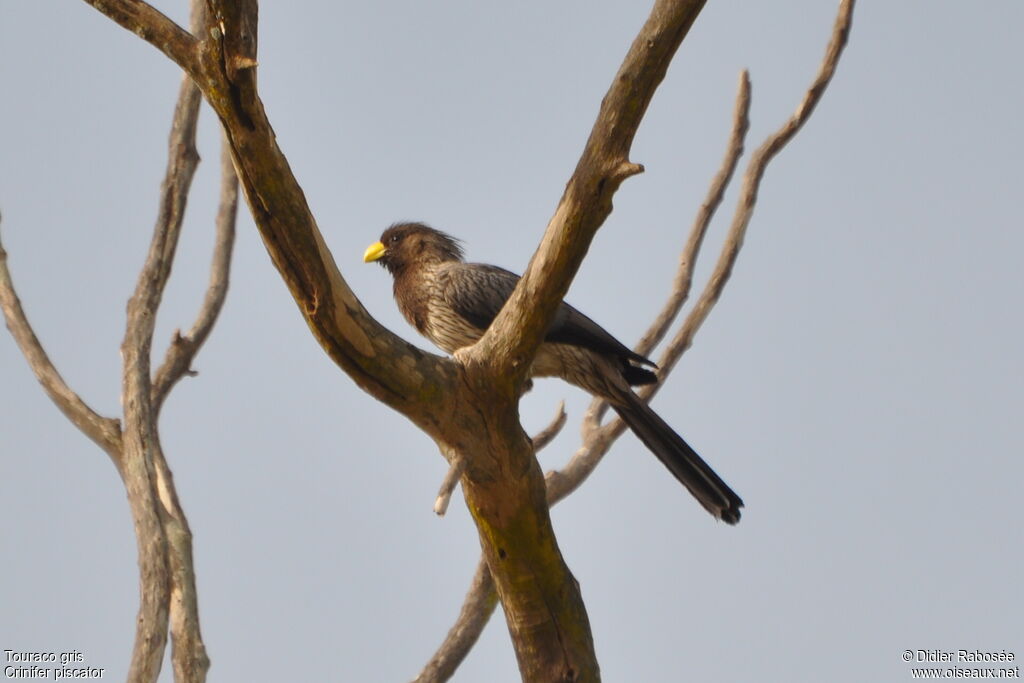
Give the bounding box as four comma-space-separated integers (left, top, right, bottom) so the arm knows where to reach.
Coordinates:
363, 241, 387, 263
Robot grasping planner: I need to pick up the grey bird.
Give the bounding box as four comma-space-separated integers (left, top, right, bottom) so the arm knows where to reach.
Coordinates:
364, 222, 743, 524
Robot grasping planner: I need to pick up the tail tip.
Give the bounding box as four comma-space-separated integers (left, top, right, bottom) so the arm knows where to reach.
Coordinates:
719, 504, 742, 525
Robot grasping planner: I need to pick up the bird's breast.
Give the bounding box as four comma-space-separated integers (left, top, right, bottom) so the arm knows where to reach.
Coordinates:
393, 271, 432, 336
424, 297, 483, 353
393, 265, 483, 354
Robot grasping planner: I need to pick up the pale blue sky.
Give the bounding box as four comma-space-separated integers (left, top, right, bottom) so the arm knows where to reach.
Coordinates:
2, 2, 1021, 681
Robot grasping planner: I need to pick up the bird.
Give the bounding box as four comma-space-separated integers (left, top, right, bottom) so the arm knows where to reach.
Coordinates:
364, 222, 743, 524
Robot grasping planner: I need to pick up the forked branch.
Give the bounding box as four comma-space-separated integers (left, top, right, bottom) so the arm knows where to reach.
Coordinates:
152, 133, 239, 415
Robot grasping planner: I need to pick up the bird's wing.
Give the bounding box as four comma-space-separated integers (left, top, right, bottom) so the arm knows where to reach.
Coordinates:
548, 297, 656, 368
441, 262, 655, 368
440, 263, 519, 331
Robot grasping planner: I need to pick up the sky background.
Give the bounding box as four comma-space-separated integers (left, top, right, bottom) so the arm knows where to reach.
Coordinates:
2, 1, 1022, 682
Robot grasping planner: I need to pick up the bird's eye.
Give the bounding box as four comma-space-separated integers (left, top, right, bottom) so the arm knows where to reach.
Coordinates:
388, 235, 399, 245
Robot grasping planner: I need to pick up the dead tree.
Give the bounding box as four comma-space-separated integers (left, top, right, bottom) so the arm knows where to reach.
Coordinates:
2, 1, 854, 681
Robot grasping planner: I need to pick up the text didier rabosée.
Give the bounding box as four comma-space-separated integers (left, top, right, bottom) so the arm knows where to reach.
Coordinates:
915, 650, 1016, 663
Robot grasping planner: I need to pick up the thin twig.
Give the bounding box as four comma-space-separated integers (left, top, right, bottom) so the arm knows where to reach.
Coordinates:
532, 400, 568, 452
0, 221, 123, 464
416, 0, 855, 677
432, 461, 465, 517
153, 132, 239, 414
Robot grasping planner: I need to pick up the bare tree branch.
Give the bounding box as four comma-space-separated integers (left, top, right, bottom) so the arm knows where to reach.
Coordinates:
0, 223, 123, 462
532, 400, 569, 452
120, 314, 172, 683
432, 461, 465, 517
153, 133, 239, 415
80, 0, 199, 76
416, 0, 855, 676
120, 29, 205, 679
153, 436, 210, 683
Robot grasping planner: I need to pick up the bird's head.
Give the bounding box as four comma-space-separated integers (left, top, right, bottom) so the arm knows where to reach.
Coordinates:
363, 222, 464, 275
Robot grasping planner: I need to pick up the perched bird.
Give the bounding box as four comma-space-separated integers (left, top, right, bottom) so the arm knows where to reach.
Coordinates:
364, 222, 743, 524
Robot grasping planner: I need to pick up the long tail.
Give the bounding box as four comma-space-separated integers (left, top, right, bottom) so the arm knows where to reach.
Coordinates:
612, 395, 743, 524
